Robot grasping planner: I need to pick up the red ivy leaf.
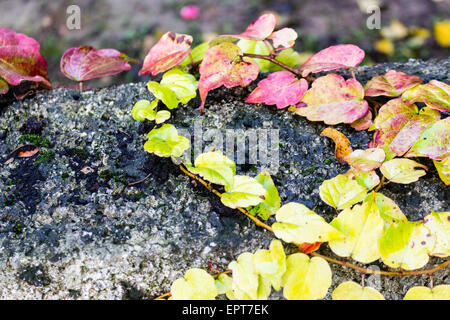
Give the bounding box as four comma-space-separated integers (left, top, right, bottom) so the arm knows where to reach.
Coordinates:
199, 42, 259, 112
245, 71, 308, 109
298, 242, 322, 254
139, 32, 193, 76
299, 44, 365, 77
0, 28, 51, 94
60, 46, 134, 82
364, 70, 422, 97
290, 73, 369, 125
267, 28, 298, 49
351, 110, 373, 131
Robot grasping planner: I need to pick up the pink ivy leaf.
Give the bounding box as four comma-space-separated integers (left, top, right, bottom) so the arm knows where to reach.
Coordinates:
139, 32, 193, 76
406, 117, 450, 161
402, 80, 450, 113
60, 46, 135, 82
245, 71, 308, 109
199, 42, 259, 112
364, 70, 423, 97
299, 44, 365, 77
372, 98, 441, 160
267, 28, 298, 49
351, 110, 373, 131
0, 28, 51, 94
344, 148, 386, 172
211, 13, 277, 44
289, 73, 369, 125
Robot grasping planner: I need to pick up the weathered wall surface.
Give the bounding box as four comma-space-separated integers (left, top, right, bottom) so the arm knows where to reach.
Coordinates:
0, 59, 448, 299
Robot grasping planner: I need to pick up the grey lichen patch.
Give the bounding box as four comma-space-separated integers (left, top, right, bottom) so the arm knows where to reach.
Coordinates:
0, 59, 448, 299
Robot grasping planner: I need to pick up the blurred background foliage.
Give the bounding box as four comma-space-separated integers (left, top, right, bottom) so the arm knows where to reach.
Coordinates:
0, 0, 449, 88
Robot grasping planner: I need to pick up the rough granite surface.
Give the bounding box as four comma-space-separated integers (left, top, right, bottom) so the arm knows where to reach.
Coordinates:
0, 59, 448, 300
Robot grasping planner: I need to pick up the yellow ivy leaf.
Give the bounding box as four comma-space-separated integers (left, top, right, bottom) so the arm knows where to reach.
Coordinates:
379, 221, 434, 270
424, 211, 450, 258
221, 175, 266, 209
281, 253, 332, 300
171, 268, 218, 300
434, 20, 450, 47
380, 158, 427, 184
434, 158, 450, 186
329, 201, 384, 263
345, 168, 380, 191
319, 174, 368, 210
252, 240, 286, 291
363, 192, 407, 226
215, 274, 233, 296
404, 285, 450, 300
272, 202, 343, 244
332, 281, 385, 300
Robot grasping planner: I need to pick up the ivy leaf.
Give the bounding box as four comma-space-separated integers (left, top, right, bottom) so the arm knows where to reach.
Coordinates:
380, 158, 427, 184
267, 28, 298, 49
159, 67, 198, 104
350, 110, 373, 131
228, 252, 272, 300
291, 74, 369, 125
363, 192, 407, 225
299, 44, 365, 77
320, 127, 353, 164
372, 99, 440, 160
319, 174, 368, 210
144, 124, 190, 158
272, 202, 343, 244
139, 32, 193, 76
181, 42, 209, 66
252, 240, 286, 291
248, 170, 281, 220
199, 42, 259, 112
155, 110, 171, 124
406, 117, 450, 161
215, 274, 233, 296
213, 13, 276, 43
131, 99, 158, 121
404, 285, 450, 300
186, 150, 236, 189
221, 175, 266, 209
281, 253, 332, 300
332, 281, 385, 300
345, 168, 380, 191
0, 28, 51, 93
344, 148, 385, 172
246, 71, 308, 109
423, 211, 450, 258
378, 221, 434, 270
364, 70, 422, 97
297, 242, 322, 254
147, 81, 179, 110
329, 201, 384, 263
402, 80, 450, 112
270, 48, 303, 71
171, 268, 218, 300
434, 158, 450, 186
237, 39, 272, 72
60, 46, 134, 82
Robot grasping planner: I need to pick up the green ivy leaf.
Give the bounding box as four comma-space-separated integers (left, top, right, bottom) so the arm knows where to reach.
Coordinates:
215, 274, 233, 296
186, 151, 236, 189
319, 174, 368, 210
155, 110, 171, 124
424, 211, 450, 258
434, 158, 450, 186
380, 158, 427, 184
281, 253, 332, 300
144, 124, 190, 158
181, 42, 209, 66
332, 281, 385, 300
160, 67, 198, 104
403, 285, 450, 300
329, 201, 384, 263
272, 202, 343, 244
171, 268, 218, 300
248, 170, 281, 220
252, 240, 286, 291
379, 221, 434, 270
131, 99, 158, 121
221, 175, 266, 209
363, 192, 407, 225
270, 48, 303, 71
345, 168, 380, 191
228, 252, 272, 300
147, 81, 179, 109
237, 39, 272, 72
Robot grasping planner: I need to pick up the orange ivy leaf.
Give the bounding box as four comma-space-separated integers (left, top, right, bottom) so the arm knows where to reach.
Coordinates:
298, 242, 322, 254
320, 127, 353, 164
199, 42, 259, 112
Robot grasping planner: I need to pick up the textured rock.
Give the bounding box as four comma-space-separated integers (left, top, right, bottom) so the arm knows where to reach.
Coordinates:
0, 59, 448, 299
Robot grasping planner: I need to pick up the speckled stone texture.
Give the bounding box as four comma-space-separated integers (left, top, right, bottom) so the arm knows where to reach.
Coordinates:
0, 59, 448, 299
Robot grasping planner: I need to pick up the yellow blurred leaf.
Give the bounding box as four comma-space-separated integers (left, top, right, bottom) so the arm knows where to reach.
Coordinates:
374, 39, 394, 56
434, 20, 450, 47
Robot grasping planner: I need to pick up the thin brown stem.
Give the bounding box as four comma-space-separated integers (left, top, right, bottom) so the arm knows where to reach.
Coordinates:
127, 172, 152, 187
242, 53, 303, 78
